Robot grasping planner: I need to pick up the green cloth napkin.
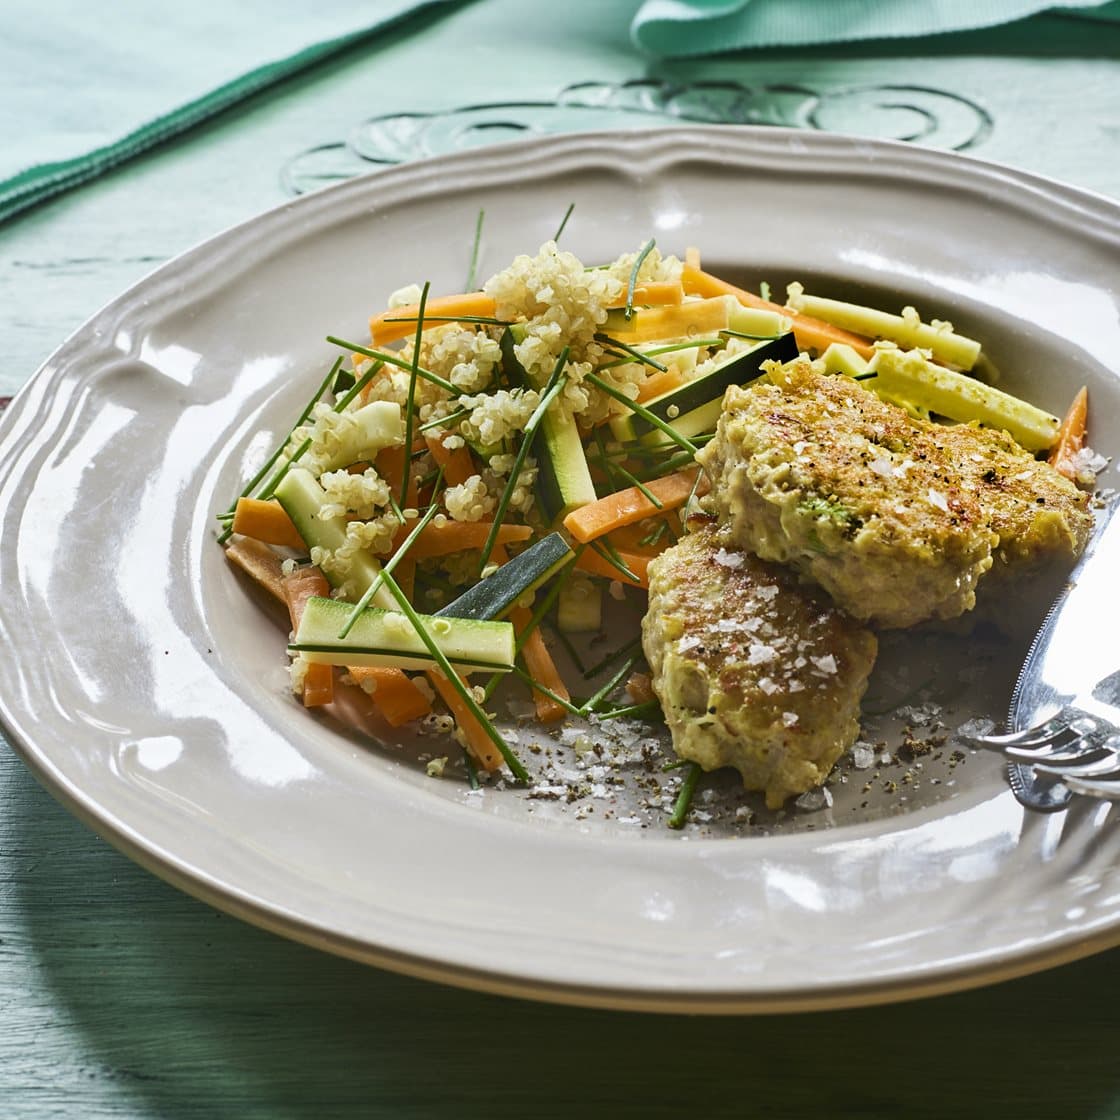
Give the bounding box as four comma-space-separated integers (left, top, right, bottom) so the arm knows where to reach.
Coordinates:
631, 0, 1120, 55
0, 0, 458, 225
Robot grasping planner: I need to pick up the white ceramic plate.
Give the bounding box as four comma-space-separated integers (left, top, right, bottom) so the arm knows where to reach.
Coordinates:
3, 127, 1120, 1013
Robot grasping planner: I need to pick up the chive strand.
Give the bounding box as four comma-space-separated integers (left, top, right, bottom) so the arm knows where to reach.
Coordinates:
465, 208, 485, 291
337, 476, 443, 639
581, 635, 641, 681
597, 699, 662, 722
378, 568, 528, 782
326, 336, 456, 395
399, 281, 430, 507
478, 349, 568, 572
579, 651, 641, 716
553, 202, 575, 243
668, 762, 701, 829
510, 665, 584, 719
216, 356, 343, 543
623, 238, 655, 321
593, 334, 669, 373
419, 407, 469, 433
588, 537, 639, 583
585, 372, 698, 457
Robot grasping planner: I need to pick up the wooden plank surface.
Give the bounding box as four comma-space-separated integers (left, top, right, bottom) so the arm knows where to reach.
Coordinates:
3, 3, 1120, 1115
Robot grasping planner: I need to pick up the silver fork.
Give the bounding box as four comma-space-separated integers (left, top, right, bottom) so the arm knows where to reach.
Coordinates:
964, 702, 1120, 810
960, 500, 1120, 812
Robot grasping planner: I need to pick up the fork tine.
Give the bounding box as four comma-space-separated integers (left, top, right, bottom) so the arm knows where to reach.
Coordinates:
965, 718, 1079, 754
1032, 748, 1120, 778
1064, 772, 1120, 800
1004, 735, 1096, 762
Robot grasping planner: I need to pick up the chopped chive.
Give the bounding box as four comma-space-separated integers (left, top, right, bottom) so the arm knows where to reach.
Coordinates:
419, 407, 469, 433
216, 356, 343, 543
478, 348, 569, 572
510, 664, 584, 719
759, 280, 771, 302
551, 625, 589, 678
668, 762, 701, 829
624, 238, 655, 321
598, 699, 662, 722
854, 371, 878, 381
585, 372, 698, 457
661, 758, 691, 772
382, 315, 511, 328
719, 328, 782, 342
581, 636, 641, 681
610, 461, 663, 509
598, 337, 724, 370
588, 537, 639, 584
400, 282, 430, 506
683, 464, 705, 524
326, 336, 456, 395
337, 482, 443, 639
579, 649, 641, 716
593, 334, 669, 373
466, 209, 485, 291
553, 202, 575, 243
378, 568, 528, 782
463, 748, 481, 790
639, 520, 671, 548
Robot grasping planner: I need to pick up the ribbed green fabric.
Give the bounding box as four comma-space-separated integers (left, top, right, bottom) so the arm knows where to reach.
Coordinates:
0, 1, 458, 225
631, 0, 1120, 56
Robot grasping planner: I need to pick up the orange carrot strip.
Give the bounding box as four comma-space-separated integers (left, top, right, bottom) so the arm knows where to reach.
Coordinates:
349, 666, 432, 727
282, 567, 335, 708
427, 670, 503, 771
606, 519, 677, 557
225, 538, 287, 603
425, 432, 476, 488
562, 468, 708, 545
390, 520, 533, 559
635, 365, 687, 403
231, 497, 305, 549
369, 293, 497, 347
394, 555, 416, 601
606, 281, 685, 309
576, 545, 651, 589
607, 296, 731, 344
375, 444, 418, 509
1048, 386, 1088, 481
509, 605, 570, 724
681, 263, 876, 359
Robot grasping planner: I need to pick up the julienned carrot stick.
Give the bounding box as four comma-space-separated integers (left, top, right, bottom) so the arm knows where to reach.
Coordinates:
348, 666, 432, 726
390, 519, 533, 558
562, 468, 708, 544
606, 297, 731, 344
427, 670, 503, 771
605, 519, 677, 556
282, 567, 335, 708
509, 605, 570, 724
680, 263, 876, 359
425, 432, 476, 488
1048, 386, 1088, 481
575, 545, 652, 588
225, 538, 287, 603
606, 281, 685, 309
232, 497, 305, 549
369, 293, 497, 347
636, 366, 686, 403
375, 444, 418, 509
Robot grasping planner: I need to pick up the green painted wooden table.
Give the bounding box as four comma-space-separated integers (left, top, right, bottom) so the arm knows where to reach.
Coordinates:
3, 3, 1120, 1115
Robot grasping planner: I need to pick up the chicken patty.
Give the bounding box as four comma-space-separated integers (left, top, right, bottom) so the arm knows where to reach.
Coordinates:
642, 521, 878, 809
696, 362, 1089, 628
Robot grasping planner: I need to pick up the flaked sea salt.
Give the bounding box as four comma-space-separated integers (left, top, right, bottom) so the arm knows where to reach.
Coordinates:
794, 787, 833, 812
